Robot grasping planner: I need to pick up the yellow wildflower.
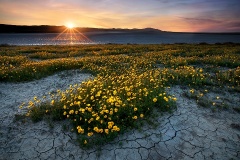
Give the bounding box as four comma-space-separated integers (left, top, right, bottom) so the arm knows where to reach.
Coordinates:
112, 125, 120, 132
96, 116, 100, 121
99, 129, 103, 133
100, 110, 104, 115
88, 107, 92, 112
190, 89, 194, 94
28, 101, 34, 108
153, 98, 157, 102
108, 121, 114, 129
132, 116, 137, 120
164, 97, 168, 102
105, 129, 109, 134
77, 126, 84, 134
96, 91, 101, 97
115, 102, 120, 107
94, 127, 99, 132
87, 132, 93, 137
69, 110, 74, 114
80, 108, 85, 113
51, 100, 54, 105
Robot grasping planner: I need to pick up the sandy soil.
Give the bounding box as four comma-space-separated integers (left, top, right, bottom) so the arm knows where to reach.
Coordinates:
0, 70, 239, 160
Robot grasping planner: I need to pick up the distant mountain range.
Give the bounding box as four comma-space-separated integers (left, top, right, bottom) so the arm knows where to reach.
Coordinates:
0, 24, 162, 33
1, 24, 239, 34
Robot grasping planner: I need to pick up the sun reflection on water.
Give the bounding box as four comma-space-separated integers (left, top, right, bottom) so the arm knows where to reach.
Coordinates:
53, 26, 93, 44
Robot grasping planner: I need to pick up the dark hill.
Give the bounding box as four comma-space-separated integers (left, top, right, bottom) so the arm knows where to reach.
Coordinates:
0, 24, 162, 33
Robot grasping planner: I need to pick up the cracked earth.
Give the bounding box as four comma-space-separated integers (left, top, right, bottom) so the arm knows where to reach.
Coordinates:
0, 70, 240, 160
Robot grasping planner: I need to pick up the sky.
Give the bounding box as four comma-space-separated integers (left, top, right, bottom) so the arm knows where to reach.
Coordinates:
0, 0, 240, 32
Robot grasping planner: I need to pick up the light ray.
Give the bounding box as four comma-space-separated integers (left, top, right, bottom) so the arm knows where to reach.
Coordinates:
54, 28, 68, 40
53, 25, 93, 44
72, 28, 93, 42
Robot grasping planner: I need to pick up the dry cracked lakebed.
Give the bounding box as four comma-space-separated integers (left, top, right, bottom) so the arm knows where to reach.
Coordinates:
0, 70, 240, 160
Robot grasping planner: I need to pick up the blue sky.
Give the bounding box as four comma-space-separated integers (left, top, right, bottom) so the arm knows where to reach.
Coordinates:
0, 0, 239, 32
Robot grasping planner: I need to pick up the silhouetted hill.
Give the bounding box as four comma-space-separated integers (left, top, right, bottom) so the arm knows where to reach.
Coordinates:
0, 24, 162, 33
0, 24, 66, 33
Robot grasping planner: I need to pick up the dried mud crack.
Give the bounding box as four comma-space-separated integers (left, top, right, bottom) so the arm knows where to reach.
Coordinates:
0, 70, 240, 160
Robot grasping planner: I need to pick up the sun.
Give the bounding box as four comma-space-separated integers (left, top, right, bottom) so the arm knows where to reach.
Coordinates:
66, 23, 75, 29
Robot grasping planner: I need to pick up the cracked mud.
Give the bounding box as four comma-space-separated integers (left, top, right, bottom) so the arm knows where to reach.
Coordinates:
0, 70, 240, 160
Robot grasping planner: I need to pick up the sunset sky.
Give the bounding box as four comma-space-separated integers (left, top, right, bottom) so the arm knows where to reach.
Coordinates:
0, 0, 240, 32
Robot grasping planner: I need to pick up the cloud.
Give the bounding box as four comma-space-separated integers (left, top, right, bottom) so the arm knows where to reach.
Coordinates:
221, 21, 240, 32
0, 0, 239, 32
179, 16, 240, 32
180, 17, 222, 25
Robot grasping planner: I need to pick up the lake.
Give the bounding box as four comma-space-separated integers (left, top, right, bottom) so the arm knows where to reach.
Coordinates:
0, 32, 240, 45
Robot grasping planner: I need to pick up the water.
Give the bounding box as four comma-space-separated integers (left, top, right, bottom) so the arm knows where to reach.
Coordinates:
0, 32, 240, 45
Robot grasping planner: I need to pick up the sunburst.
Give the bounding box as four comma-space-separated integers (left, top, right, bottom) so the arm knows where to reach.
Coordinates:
53, 22, 93, 44
66, 23, 74, 29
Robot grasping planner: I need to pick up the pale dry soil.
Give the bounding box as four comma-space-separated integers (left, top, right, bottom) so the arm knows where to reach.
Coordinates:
0, 70, 240, 160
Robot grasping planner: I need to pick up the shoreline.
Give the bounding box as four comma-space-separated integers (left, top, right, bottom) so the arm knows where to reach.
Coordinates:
1, 42, 240, 47
1, 32, 240, 45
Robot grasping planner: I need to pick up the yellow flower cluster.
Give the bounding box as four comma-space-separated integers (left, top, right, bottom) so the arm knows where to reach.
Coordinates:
34, 68, 176, 139
77, 126, 84, 134
163, 97, 169, 102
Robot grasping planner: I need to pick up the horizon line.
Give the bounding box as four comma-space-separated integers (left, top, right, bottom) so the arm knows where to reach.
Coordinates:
1, 24, 240, 34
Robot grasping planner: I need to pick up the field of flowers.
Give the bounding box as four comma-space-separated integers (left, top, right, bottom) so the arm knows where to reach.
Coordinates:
1, 43, 240, 147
